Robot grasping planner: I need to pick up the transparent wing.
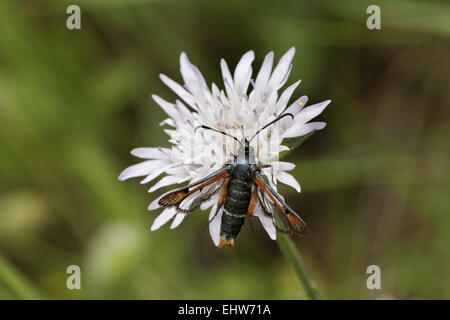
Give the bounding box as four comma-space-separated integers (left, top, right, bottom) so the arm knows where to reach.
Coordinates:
256, 184, 290, 234
177, 178, 227, 213
158, 165, 231, 214
257, 185, 274, 215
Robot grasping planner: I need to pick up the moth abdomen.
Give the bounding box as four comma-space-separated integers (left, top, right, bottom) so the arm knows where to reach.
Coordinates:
220, 165, 253, 247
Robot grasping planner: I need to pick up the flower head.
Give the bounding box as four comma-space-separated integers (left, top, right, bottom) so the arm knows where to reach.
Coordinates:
119, 47, 330, 245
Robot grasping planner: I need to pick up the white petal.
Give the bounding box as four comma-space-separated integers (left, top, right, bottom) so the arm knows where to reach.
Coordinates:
254, 51, 274, 90
152, 95, 182, 121
170, 213, 185, 229
295, 100, 331, 124
140, 164, 174, 184
281, 122, 326, 139
220, 58, 235, 98
233, 50, 254, 95
148, 199, 161, 211
159, 118, 175, 127
131, 147, 171, 160
278, 161, 296, 171
277, 171, 301, 192
148, 190, 172, 211
253, 203, 276, 240
150, 207, 177, 231
165, 165, 188, 176
279, 145, 289, 152
275, 80, 301, 114
180, 52, 200, 86
159, 74, 196, 109
289, 96, 308, 112
148, 175, 183, 193
268, 47, 295, 90
180, 52, 210, 104
267, 90, 278, 108
118, 160, 166, 181
280, 96, 309, 129
175, 100, 193, 118
209, 205, 223, 246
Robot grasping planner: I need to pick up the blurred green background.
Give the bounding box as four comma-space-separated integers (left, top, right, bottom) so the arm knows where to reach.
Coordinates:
0, 0, 449, 299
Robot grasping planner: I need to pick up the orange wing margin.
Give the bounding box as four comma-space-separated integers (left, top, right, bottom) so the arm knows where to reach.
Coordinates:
159, 169, 230, 208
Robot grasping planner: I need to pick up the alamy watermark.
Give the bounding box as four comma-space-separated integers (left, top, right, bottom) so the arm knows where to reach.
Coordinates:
366, 5, 381, 30
66, 265, 81, 290
366, 265, 381, 290
66, 5, 81, 30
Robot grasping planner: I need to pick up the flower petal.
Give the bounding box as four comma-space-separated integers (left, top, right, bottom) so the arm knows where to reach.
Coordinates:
295, 100, 331, 124
279, 95, 309, 129
278, 161, 296, 171
118, 160, 166, 181
140, 163, 174, 184
150, 207, 177, 231
180, 52, 210, 106
253, 203, 276, 240
131, 147, 171, 160
170, 213, 185, 229
233, 50, 254, 96
159, 118, 175, 127
148, 175, 184, 193
147, 190, 174, 211
281, 122, 326, 139
254, 51, 274, 90
152, 95, 182, 121
277, 171, 301, 192
159, 74, 197, 110
268, 47, 295, 90
284, 95, 308, 116
209, 205, 223, 246
275, 80, 301, 114
220, 58, 235, 98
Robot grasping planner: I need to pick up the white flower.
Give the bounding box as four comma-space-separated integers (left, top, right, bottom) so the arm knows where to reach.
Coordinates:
119, 47, 330, 244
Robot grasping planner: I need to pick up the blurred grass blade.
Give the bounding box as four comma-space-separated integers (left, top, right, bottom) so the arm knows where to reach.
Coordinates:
0, 252, 46, 299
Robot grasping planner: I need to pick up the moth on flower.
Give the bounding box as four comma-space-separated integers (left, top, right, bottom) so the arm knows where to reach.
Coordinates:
119, 47, 330, 248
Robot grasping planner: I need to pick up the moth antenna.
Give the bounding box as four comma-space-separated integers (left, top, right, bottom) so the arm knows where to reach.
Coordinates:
195, 124, 242, 145
249, 113, 294, 142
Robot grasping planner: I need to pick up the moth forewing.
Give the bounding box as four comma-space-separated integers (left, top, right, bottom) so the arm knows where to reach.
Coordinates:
158, 165, 231, 212
254, 171, 310, 236
283, 204, 310, 235
177, 179, 225, 213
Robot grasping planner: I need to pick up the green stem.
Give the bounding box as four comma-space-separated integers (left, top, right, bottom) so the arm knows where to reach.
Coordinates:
277, 233, 321, 300
0, 251, 46, 299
